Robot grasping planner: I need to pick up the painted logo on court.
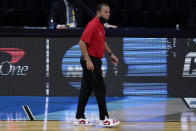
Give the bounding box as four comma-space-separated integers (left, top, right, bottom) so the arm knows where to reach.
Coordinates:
0, 48, 29, 76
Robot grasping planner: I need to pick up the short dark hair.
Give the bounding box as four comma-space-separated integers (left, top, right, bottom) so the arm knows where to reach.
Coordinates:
96, 3, 109, 12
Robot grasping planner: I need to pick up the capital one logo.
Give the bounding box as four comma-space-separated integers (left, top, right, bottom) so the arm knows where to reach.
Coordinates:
0, 48, 29, 76
183, 52, 196, 77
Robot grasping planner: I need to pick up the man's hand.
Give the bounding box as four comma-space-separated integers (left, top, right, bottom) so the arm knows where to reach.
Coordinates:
86, 59, 94, 71
105, 24, 118, 29
110, 54, 118, 64
56, 24, 68, 29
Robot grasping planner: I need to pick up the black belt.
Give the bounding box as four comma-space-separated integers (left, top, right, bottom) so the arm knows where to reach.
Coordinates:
89, 55, 101, 61
81, 55, 101, 62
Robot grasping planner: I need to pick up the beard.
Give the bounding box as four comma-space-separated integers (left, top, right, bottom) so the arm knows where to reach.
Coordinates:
99, 16, 108, 24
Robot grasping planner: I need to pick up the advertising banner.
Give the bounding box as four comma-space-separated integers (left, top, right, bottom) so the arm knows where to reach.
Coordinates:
0, 37, 46, 96
167, 38, 196, 97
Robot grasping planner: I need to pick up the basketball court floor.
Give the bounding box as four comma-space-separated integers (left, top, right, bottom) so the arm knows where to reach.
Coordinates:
0, 96, 196, 130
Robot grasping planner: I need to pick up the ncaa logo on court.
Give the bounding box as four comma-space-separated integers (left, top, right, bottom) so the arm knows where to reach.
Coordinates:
0, 48, 29, 76
61, 44, 107, 78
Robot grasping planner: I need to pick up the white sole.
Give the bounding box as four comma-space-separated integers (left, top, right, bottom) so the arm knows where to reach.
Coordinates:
73, 122, 94, 126
96, 121, 120, 127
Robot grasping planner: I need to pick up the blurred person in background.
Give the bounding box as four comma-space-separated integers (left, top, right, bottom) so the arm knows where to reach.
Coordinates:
187, 8, 196, 29
49, 0, 117, 29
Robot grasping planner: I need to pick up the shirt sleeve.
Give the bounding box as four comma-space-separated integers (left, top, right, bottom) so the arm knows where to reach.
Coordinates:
80, 22, 96, 45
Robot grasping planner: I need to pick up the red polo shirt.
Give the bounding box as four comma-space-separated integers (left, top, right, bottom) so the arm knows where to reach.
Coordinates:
80, 17, 105, 59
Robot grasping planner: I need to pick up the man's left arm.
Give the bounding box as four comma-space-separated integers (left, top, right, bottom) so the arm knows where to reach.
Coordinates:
105, 41, 118, 64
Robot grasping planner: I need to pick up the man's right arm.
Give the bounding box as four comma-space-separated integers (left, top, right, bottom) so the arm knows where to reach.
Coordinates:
79, 40, 94, 71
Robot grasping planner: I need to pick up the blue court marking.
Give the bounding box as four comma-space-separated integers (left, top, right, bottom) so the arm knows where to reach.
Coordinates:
0, 96, 176, 121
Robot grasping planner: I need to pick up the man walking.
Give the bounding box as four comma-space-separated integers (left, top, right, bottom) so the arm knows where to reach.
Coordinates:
74, 3, 120, 127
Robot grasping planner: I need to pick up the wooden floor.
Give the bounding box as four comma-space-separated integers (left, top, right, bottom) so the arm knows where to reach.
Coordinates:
1, 96, 196, 130
0, 121, 196, 131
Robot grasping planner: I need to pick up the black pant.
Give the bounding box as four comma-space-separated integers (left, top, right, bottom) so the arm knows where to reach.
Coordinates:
76, 55, 109, 120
